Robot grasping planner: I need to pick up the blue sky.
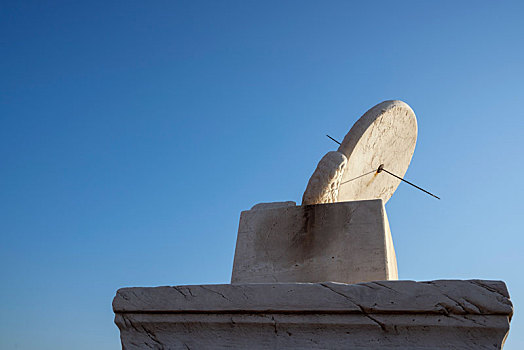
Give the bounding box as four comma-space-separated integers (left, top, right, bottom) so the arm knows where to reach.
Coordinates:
1, 1, 523, 348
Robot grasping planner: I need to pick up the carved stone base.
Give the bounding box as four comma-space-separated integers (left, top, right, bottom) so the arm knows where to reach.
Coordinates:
113, 280, 512, 349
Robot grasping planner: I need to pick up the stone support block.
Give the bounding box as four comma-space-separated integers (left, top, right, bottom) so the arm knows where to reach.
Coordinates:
231, 199, 397, 284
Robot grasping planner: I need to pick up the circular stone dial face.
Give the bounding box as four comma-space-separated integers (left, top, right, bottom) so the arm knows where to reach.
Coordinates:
336, 100, 417, 203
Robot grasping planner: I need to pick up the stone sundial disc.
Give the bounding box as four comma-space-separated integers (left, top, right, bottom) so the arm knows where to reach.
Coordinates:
302, 100, 417, 205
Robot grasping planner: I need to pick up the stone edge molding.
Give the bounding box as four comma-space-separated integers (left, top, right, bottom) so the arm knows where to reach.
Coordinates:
114, 280, 512, 349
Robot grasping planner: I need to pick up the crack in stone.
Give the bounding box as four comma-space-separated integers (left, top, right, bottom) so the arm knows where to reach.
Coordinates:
422, 282, 477, 315
437, 291, 487, 315
439, 291, 469, 314
463, 315, 488, 327
372, 281, 399, 293
460, 298, 483, 314
141, 325, 163, 348
122, 315, 164, 349
357, 283, 378, 290
320, 283, 387, 331
469, 280, 509, 300
122, 314, 141, 334
435, 302, 452, 316
200, 286, 232, 302
270, 315, 278, 335
172, 286, 188, 299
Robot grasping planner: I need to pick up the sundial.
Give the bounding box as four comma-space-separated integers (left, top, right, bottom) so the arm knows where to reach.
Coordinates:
230, 99, 440, 285
114, 100, 511, 350
303, 100, 422, 205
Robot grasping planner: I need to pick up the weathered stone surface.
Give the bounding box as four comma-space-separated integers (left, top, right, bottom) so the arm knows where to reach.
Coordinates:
337, 100, 417, 205
251, 201, 296, 211
231, 199, 397, 284
303, 100, 417, 205
113, 280, 513, 349
302, 151, 347, 205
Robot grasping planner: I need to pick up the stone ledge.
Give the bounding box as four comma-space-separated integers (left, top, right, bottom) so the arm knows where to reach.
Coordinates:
114, 280, 512, 349
113, 280, 512, 316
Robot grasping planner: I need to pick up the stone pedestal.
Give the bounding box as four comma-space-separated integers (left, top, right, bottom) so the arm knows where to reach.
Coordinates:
232, 199, 397, 284
113, 280, 512, 349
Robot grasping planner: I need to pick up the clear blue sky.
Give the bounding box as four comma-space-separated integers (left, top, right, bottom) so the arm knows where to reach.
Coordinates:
1, 1, 523, 349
